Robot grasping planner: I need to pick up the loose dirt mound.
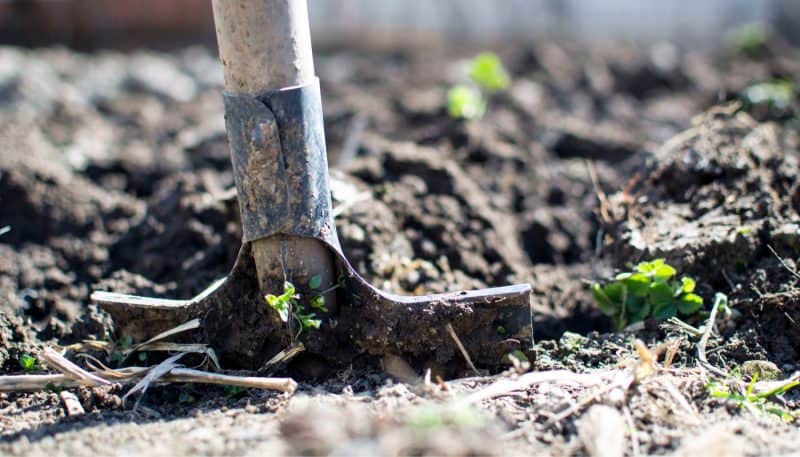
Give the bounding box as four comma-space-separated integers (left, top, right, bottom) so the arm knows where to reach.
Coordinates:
604, 106, 800, 367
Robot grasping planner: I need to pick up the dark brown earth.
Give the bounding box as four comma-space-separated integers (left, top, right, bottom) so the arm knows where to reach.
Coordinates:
1, 36, 800, 455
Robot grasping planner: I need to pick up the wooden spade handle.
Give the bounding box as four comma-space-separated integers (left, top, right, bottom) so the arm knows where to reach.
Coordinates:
211, 0, 337, 307
211, 0, 314, 93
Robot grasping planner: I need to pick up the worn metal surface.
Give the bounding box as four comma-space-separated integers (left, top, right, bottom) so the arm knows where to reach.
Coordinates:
224, 79, 338, 246
93, 241, 532, 369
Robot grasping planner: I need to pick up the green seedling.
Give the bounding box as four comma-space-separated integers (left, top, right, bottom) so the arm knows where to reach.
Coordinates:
469, 52, 510, 92
592, 259, 704, 330
45, 382, 65, 393
19, 354, 38, 371
265, 281, 322, 338
447, 52, 510, 120
727, 23, 767, 55
225, 385, 244, 398
265, 281, 297, 323
447, 85, 486, 120
740, 79, 795, 110
708, 373, 799, 422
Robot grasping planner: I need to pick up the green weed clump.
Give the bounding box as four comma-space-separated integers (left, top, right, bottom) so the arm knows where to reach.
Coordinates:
740, 78, 795, 110
708, 373, 799, 422
448, 52, 510, 120
591, 259, 704, 330
469, 52, 510, 92
447, 85, 486, 119
265, 280, 324, 337
727, 23, 768, 55
19, 354, 38, 371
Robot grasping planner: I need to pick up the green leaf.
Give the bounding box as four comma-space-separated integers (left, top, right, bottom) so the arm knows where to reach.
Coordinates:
310, 295, 328, 312
623, 273, 650, 296
652, 263, 677, 281
265, 294, 290, 322
652, 301, 677, 320
299, 314, 321, 330
635, 259, 664, 274
678, 293, 704, 315
225, 385, 244, 397
626, 296, 651, 322
447, 85, 486, 120
680, 277, 696, 294
469, 52, 510, 92
649, 282, 674, 309
19, 354, 37, 371
741, 79, 795, 109
591, 283, 618, 317
603, 282, 625, 303
283, 281, 296, 298
309, 275, 322, 290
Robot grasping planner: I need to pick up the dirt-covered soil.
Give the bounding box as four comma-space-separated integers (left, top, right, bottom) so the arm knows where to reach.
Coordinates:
1, 37, 800, 456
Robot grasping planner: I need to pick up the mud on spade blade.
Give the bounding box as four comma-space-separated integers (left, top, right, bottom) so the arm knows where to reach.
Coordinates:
92, 80, 533, 372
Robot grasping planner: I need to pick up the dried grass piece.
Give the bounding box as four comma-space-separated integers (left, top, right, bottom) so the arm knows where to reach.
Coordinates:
123, 353, 185, 409
41, 347, 111, 387
446, 323, 479, 376
0, 362, 298, 395
260, 342, 304, 373
164, 368, 297, 393
126, 318, 201, 355
466, 369, 607, 405
545, 369, 636, 427
0, 373, 79, 391
131, 342, 221, 370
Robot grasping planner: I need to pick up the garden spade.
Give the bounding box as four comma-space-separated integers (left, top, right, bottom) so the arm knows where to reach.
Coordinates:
92, 0, 532, 372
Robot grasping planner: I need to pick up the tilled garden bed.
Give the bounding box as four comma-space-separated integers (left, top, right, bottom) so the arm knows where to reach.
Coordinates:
0, 40, 799, 455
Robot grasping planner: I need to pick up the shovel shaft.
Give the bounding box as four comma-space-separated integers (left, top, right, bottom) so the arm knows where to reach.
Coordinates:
212, 0, 314, 92
211, 0, 337, 307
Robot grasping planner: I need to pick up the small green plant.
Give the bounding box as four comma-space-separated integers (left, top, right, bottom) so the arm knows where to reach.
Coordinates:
591, 259, 704, 330
469, 52, 510, 93
447, 52, 510, 120
727, 23, 767, 55
265, 281, 322, 337
708, 374, 799, 422
447, 85, 486, 120
740, 78, 795, 110
45, 382, 65, 393
225, 385, 244, 398
19, 354, 38, 371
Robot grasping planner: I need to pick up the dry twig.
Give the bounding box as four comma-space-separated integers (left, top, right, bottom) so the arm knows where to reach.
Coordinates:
446, 323, 480, 376
466, 369, 607, 405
